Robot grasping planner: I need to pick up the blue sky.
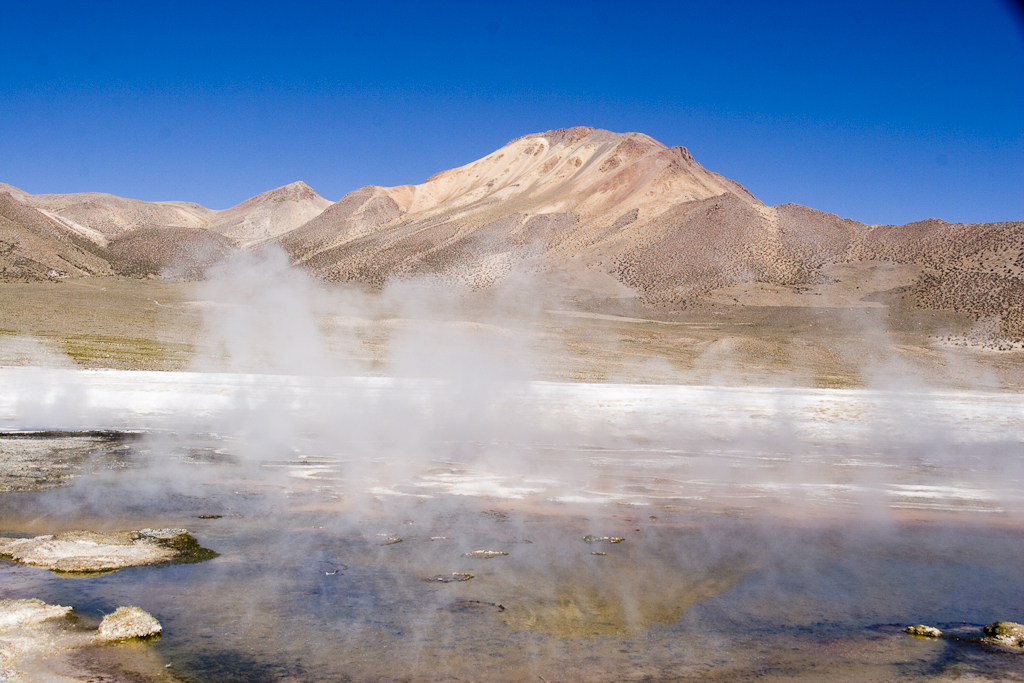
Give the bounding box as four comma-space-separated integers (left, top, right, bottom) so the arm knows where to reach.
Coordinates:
1, 0, 1022, 225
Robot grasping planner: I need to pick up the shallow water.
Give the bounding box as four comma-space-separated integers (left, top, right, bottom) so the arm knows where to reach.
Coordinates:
2, 373, 1023, 680
2, 423, 1023, 682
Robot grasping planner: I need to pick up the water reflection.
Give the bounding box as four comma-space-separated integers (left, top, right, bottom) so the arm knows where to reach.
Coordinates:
1, 433, 1022, 682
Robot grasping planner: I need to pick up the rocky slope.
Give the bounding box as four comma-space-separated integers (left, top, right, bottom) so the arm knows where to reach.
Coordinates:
856, 218, 1024, 339
0, 191, 112, 280
0, 180, 331, 279
0, 182, 215, 238
206, 180, 332, 248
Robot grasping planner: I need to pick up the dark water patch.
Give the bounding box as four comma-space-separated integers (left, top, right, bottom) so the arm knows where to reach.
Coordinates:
163, 649, 325, 683
0, 430, 146, 440
158, 532, 219, 566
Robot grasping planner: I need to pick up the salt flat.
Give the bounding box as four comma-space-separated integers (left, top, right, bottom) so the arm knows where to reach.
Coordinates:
3, 368, 1021, 518
3, 367, 1022, 438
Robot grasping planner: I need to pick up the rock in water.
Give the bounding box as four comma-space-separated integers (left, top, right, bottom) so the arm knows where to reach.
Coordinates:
583, 535, 624, 544
1, 599, 168, 679
463, 550, 508, 559
983, 621, 1024, 648
0, 598, 72, 630
427, 573, 474, 583
97, 606, 162, 641
0, 528, 217, 573
904, 624, 942, 638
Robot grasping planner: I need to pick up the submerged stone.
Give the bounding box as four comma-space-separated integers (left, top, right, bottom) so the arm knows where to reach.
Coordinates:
463, 550, 508, 558
427, 573, 474, 583
447, 600, 505, 613
583, 534, 624, 544
0, 528, 218, 573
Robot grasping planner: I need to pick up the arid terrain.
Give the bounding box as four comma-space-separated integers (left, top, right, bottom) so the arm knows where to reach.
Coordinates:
1, 128, 1022, 389
1, 275, 1023, 390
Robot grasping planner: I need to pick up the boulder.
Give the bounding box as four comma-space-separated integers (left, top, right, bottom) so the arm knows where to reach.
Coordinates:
97, 606, 162, 641
904, 624, 942, 638
983, 621, 1024, 648
0, 528, 217, 573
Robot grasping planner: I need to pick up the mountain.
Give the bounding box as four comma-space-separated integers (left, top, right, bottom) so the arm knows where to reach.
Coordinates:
0, 183, 215, 238
853, 217, 1024, 339
277, 127, 769, 294
207, 181, 332, 248
274, 127, 1022, 338
0, 191, 112, 280
0, 180, 332, 278
275, 127, 884, 301
1, 128, 1021, 340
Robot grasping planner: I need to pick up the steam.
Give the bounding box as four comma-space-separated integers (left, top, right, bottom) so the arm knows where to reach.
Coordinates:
193, 247, 338, 376
0, 251, 1021, 675
0, 246, 1021, 519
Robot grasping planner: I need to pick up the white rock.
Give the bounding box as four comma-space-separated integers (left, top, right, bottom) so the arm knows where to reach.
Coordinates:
96, 606, 162, 641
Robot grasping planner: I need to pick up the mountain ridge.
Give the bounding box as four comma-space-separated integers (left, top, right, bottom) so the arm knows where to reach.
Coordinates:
1, 127, 1021, 339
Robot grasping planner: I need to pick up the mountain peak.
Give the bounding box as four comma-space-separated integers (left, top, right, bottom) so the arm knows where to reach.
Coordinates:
233, 181, 324, 209
398, 127, 746, 219
510, 127, 665, 152
509, 126, 596, 147
210, 181, 332, 247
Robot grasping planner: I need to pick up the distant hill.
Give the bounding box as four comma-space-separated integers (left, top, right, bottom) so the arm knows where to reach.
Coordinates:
0, 180, 331, 280
1, 128, 1021, 340
0, 182, 215, 238
0, 191, 112, 280
206, 181, 332, 248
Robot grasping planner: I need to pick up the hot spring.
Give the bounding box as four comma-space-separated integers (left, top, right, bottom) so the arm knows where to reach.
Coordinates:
1, 367, 1023, 682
